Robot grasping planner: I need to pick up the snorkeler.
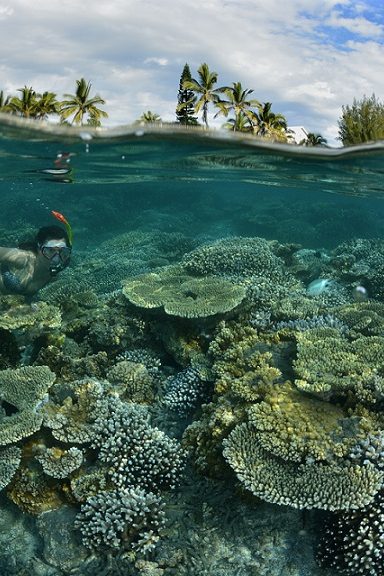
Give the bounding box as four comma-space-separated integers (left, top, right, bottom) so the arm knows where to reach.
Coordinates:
0, 211, 72, 297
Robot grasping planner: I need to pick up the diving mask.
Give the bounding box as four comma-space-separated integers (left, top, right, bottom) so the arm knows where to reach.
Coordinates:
40, 240, 72, 264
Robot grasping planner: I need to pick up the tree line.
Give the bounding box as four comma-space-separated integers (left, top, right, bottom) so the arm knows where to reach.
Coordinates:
0, 78, 107, 126
1, 64, 383, 146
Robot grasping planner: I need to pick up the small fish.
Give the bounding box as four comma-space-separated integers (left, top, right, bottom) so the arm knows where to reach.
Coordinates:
306, 278, 335, 296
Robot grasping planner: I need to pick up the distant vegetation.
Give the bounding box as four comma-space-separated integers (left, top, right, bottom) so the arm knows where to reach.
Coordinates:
0, 78, 107, 127
3, 67, 384, 147
338, 94, 384, 146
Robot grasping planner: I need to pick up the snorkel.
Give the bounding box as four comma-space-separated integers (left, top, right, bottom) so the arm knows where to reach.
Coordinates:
51, 210, 73, 246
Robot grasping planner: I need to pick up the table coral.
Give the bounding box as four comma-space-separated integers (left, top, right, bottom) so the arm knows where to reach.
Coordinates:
0, 445, 21, 490
223, 423, 383, 511
293, 328, 384, 398
36, 447, 84, 479
122, 266, 246, 318
0, 365, 55, 411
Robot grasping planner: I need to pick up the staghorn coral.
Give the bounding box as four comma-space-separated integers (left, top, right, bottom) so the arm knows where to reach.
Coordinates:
122, 266, 246, 318
181, 236, 285, 280
247, 381, 376, 463
75, 487, 165, 554
35, 447, 84, 479
223, 422, 383, 511
317, 489, 384, 576
0, 365, 55, 411
293, 328, 384, 398
92, 396, 186, 493
0, 445, 21, 490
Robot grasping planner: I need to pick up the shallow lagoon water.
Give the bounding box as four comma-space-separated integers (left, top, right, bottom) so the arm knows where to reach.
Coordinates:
0, 117, 384, 575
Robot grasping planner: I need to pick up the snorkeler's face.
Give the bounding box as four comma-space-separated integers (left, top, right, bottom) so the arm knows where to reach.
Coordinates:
40, 240, 71, 264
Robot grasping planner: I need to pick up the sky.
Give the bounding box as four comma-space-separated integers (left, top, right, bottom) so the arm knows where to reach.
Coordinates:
0, 0, 383, 145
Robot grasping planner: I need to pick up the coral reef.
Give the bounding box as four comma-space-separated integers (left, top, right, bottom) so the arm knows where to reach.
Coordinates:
0, 365, 55, 411
293, 328, 384, 399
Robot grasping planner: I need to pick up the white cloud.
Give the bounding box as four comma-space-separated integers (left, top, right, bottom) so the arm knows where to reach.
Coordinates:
0, 0, 383, 144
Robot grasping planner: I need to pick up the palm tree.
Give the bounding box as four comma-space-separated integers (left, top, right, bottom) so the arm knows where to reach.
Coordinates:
300, 132, 328, 147
181, 63, 222, 128
7, 86, 39, 118
251, 102, 288, 141
60, 78, 108, 126
137, 110, 162, 124
222, 112, 253, 133
0, 90, 11, 111
215, 82, 260, 131
34, 91, 60, 120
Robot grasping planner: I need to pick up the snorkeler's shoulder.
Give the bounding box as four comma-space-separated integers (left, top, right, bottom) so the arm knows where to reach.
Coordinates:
0, 247, 34, 268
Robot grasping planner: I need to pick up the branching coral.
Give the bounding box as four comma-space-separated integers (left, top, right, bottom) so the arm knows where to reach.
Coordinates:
317, 489, 384, 575
43, 378, 107, 444
163, 366, 207, 415
106, 360, 155, 403
92, 397, 186, 493
75, 487, 165, 554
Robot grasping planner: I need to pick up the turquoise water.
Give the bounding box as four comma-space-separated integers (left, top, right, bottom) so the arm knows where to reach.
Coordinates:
0, 117, 384, 575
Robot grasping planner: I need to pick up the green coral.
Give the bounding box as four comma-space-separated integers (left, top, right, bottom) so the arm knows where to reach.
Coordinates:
223, 423, 383, 511
336, 301, 384, 337
122, 266, 246, 318
0, 365, 55, 411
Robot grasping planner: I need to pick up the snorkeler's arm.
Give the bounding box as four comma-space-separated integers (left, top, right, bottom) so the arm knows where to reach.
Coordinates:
0, 247, 30, 269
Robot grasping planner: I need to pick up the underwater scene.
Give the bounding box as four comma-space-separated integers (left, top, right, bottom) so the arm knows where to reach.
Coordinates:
1, 117, 384, 575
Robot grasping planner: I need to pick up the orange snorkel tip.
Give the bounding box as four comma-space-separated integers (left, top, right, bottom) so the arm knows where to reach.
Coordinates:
51, 210, 73, 246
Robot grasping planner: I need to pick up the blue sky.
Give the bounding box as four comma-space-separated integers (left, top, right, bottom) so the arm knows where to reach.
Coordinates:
0, 0, 383, 145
